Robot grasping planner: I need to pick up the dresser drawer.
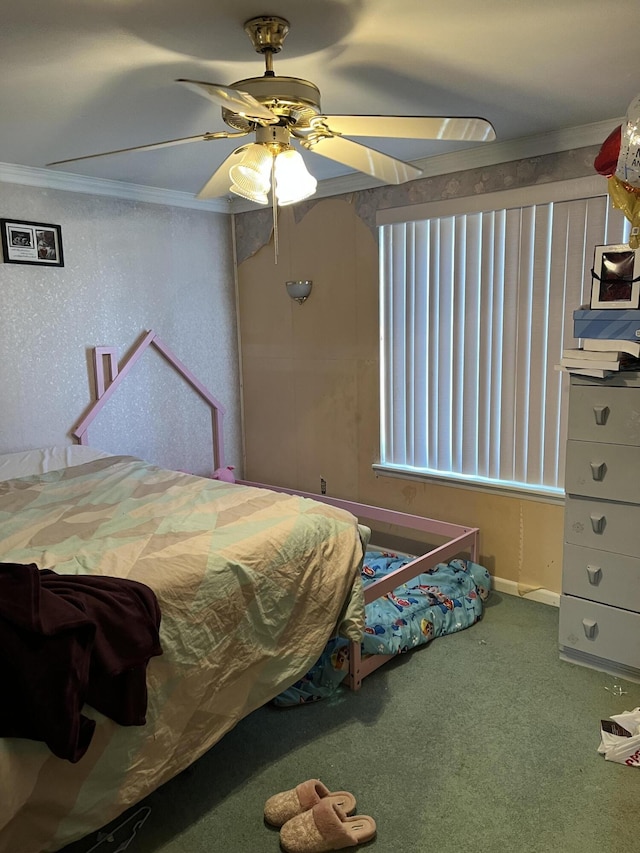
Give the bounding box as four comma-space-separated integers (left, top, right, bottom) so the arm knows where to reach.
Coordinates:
562, 543, 640, 612
559, 595, 640, 669
565, 496, 640, 557
568, 385, 640, 446
565, 439, 640, 502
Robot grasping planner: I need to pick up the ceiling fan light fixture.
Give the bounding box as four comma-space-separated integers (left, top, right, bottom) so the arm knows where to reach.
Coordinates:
229, 180, 270, 205
229, 143, 273, 204
274, 148, 317, 206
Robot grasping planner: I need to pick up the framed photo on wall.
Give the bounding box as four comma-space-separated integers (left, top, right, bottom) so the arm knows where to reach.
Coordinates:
0, 218, 64, 267
590, 243, 640, 309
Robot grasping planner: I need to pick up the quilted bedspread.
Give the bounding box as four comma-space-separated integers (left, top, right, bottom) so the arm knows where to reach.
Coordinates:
0, 456, 367, 853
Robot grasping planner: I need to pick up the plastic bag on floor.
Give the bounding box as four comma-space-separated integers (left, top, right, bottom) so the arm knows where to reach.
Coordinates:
598, 707, 640, 765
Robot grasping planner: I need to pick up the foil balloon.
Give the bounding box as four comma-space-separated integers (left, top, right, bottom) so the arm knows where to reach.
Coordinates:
594, 95, 640, 248
608, 176, 640, 248
617, 93, 640, 190
594, 125, 622, 177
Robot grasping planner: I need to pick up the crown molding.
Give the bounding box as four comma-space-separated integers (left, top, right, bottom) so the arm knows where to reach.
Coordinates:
0, 117, 621, 215
0, 162, 232, 213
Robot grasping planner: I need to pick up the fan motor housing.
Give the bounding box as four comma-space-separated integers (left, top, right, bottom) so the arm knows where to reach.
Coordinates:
223, 76, 322, 132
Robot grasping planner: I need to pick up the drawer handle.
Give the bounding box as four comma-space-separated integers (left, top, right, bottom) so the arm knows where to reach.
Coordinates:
589, 462, 606, 481
590, 514, 606, 534
593, 405, 610, 425
586, 565, 602, 585
582, 618, 598, 640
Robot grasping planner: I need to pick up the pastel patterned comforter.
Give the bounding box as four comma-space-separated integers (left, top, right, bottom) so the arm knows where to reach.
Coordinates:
0, 457, 367, 853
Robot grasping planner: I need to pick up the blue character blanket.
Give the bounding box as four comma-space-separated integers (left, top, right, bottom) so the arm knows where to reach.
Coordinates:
273, 550, 491, 706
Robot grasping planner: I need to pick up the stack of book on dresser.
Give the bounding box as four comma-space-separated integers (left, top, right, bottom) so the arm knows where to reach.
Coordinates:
555, 338, 640, 379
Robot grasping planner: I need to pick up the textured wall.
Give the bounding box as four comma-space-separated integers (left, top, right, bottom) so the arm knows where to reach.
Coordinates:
0, 183, 241, 477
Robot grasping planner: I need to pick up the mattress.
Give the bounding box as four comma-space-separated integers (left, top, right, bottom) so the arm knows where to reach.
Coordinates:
0, 454, 368, 852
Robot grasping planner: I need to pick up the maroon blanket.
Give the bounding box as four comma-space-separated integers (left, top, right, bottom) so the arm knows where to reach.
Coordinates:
0, 563, 162, 762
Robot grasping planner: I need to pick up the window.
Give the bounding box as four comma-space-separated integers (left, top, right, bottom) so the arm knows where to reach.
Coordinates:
378, 177, 630, 498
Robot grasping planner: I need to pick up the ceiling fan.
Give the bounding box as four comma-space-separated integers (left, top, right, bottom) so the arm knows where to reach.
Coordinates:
48, 15, 496, 205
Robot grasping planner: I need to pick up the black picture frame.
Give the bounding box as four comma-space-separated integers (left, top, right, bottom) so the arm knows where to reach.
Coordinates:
0, 218, 64, 267
590, 243, 640, 309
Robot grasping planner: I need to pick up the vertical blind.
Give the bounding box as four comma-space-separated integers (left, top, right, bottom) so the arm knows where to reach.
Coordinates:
379, 193, 630, 496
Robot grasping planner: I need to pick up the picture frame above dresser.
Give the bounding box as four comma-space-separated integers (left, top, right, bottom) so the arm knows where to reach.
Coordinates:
589, 243, 640, 310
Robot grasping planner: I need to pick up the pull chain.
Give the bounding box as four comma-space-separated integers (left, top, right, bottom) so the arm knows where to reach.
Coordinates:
272, 157, 278, 263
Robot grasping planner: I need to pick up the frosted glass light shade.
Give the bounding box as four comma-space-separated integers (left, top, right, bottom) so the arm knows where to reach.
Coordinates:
229, 144, 272, 204
274, 149, 317, 205
229, 181, 269, 205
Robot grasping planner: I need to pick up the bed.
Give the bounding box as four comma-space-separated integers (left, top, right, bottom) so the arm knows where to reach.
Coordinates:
0, 447, 369, 853
0, 448, 484, 853
0, 333, 483, 852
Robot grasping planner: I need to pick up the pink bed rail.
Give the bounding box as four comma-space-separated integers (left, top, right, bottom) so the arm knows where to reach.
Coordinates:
237, 479, 480, 690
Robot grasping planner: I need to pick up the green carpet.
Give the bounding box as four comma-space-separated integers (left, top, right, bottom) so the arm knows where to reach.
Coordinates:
64, 593, 640, 853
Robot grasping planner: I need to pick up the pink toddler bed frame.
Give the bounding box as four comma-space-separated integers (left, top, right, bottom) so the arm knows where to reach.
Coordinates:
73, 330, 480, 691
237, 480, 479, 689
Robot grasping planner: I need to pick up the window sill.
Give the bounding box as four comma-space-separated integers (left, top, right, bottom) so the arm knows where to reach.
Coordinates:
372, 464, 565, 506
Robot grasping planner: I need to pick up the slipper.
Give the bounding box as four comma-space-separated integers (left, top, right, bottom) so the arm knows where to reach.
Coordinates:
264, 779, 357, 828
280, 800, 376, 852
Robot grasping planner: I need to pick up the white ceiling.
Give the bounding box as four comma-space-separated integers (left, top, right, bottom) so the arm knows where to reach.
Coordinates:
1, 0, 637, 205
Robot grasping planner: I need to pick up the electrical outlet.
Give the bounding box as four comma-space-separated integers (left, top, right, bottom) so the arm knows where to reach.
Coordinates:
320, 477, 326, 495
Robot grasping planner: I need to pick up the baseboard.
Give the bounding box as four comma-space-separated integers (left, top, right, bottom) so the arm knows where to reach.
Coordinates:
492, 576, 560, 607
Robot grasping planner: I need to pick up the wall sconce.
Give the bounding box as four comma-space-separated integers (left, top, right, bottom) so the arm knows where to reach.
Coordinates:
285, 280, 313, 305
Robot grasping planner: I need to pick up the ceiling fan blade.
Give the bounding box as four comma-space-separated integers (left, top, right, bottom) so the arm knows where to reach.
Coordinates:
300, 134, 422, 185
176, 79, 277, 122
196, 147, 251, 200
314, 115, 496, 142
46, 131, 244, 167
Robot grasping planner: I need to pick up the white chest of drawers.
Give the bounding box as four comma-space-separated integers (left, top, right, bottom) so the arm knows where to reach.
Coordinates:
559, 372, 640, 682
